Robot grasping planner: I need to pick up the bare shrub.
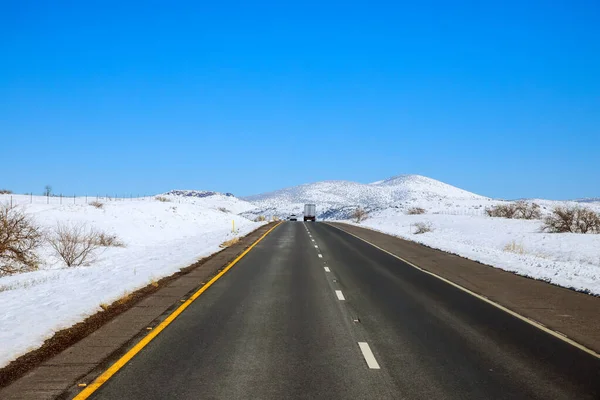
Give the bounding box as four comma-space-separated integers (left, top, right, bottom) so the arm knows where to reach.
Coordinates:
271, 215, 281, 222
0, 189, 12, 195
413, 222, 433, 234
94, 232, 125, 247
255, 215, 266, 222
503, 240, 525, 254
352, 207, 368, 223
89, 201, 104, 209
485, 201, 541, 220
0, 204, 42, 275
220, 237, 239, 248
542, 206, 600, 234
406, 207, 426, 215
48, 223, 102, 267
217, 207, 230, 213
155, 196, 171, 202
514, 201, 541, 220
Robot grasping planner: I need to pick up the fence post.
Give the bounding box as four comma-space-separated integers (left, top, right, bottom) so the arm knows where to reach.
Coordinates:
30, 193, 32, 204
60, 194, 62, 204
74, 194, 76, 204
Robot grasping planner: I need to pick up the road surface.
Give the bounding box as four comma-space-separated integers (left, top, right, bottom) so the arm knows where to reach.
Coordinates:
89, 222, 599, 400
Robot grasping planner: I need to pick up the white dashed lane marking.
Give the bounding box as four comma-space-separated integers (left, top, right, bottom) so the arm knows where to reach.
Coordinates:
324, 267, 330, 272
335, 290, 345, 301
318, 254, 323, 258
358, 342, 381, 369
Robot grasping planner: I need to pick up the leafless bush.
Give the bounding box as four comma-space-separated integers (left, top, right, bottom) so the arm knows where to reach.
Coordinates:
0, 189, 12, 195
352, 207, 368, 223
255, 215, 266, 222
413, 222, 433, 234
542, 206, 600, 234
406, 207, 426, 215
155, 196, 171, 202
514, 201, 541, 219
485, 201, 541, 220
271, 215, 280, 222
217, 207, 230, 213
0, 204, 42, 275
48, 223, 102, 267
89, 201, 104, 209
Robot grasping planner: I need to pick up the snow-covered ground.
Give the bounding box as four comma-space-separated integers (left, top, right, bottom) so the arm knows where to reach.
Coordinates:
0, 194, 263, 368
341, 203, 600, 295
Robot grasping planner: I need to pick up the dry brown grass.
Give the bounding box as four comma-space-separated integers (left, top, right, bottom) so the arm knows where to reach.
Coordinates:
406, 207, 426, 215
117, 291, 131, 305
255, 215, 266, 222
89, 201, 104, 209
220, 237, 240, 248
0, 204, 42, 276
271, 215, 281, 222
99, 303, 109, 311
155, 196, 171, 203
503, 240, 525, 254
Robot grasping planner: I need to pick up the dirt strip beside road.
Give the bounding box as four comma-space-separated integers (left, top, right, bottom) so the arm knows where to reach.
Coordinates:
328, 222, 600, 354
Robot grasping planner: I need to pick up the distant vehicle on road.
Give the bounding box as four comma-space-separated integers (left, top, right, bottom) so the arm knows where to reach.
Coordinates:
304, 204, 316, 221
289, 214, 298, 221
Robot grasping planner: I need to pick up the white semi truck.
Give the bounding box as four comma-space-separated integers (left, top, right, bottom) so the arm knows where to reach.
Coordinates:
303, 204, 316, 222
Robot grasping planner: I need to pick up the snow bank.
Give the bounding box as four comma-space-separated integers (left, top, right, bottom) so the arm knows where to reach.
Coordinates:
344, 207, 600, 295
0, 195, 263, 368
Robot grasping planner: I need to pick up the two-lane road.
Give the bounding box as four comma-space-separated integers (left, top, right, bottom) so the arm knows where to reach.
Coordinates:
88, 222, 600, 400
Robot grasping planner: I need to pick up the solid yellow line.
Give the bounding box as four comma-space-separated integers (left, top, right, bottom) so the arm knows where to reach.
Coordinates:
327, 223, 600, 359
74, 222, 282, 400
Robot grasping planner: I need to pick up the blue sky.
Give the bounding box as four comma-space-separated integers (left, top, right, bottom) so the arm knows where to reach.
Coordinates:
1, 1, 598, 199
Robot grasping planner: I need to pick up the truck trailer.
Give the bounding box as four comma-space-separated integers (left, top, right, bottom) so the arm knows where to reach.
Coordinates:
303, 204, 316, 221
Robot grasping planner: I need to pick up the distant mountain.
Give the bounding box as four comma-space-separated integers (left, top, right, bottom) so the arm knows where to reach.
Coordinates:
242, 175, 487, 219
572, 198, 600, 203
165, 190, 235, 198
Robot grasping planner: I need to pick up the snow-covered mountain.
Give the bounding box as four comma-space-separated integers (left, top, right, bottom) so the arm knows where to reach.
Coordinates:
242, 175, 488, 219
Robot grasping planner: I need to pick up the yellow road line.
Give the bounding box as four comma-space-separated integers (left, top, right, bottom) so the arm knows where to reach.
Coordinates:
327, 223, 600, 359
74, 222, 281, 399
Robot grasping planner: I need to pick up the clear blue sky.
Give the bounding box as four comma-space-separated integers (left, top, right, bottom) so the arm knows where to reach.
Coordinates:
1, 1, 598, 199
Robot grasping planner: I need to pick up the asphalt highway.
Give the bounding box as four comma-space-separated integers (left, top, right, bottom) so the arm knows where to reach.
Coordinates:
90, 222, 600, 400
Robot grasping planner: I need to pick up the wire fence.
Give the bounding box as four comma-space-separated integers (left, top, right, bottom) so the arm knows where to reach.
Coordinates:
0, 194, 157, 207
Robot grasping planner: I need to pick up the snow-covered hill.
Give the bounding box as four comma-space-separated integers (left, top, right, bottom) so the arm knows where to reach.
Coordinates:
242, 174, 488, 219
163, 190, 257, 214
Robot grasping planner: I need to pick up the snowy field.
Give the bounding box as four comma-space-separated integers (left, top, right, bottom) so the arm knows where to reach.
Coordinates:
342, 202, 600, 296
0, 193, 263, 368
